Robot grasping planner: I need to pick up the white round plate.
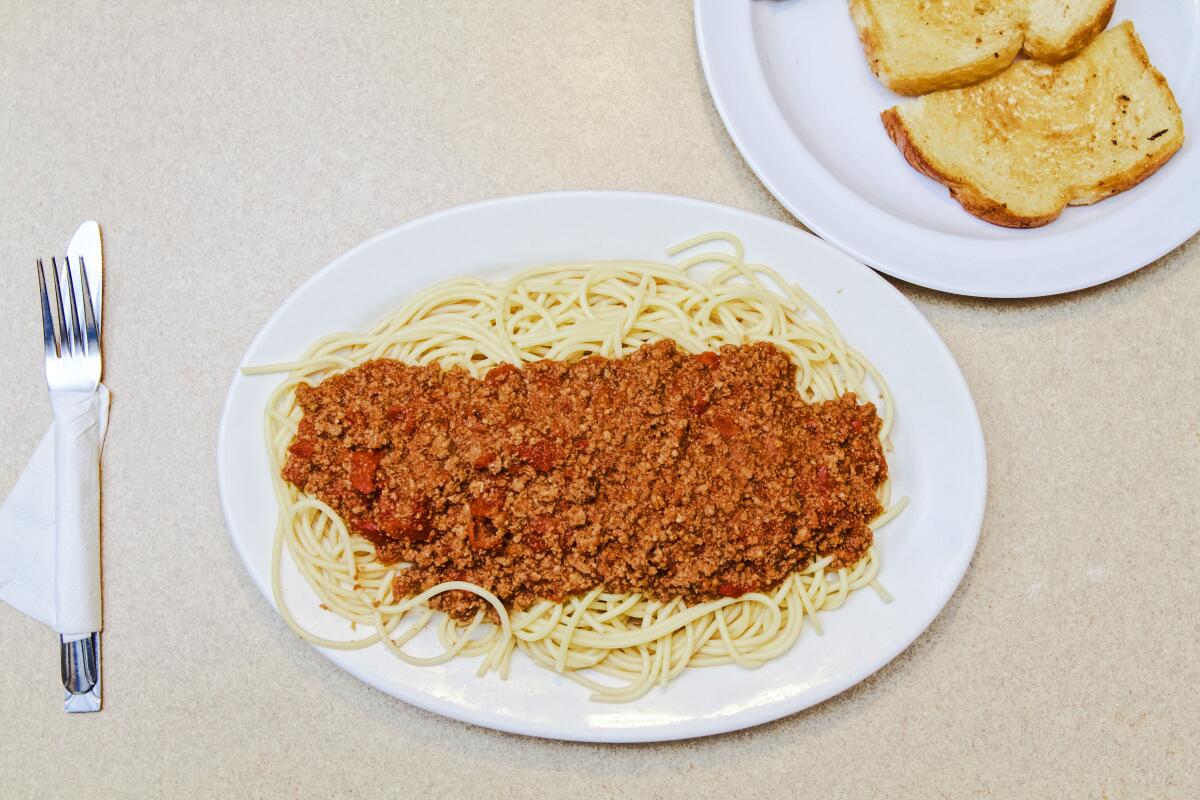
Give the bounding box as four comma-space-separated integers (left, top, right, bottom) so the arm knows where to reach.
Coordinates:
695, 0, 1200, 298
217, 191, 986, 742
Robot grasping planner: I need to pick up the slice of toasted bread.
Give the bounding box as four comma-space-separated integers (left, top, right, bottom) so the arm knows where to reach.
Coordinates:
881, 22, 1183, 228
850, 0, 1116, 95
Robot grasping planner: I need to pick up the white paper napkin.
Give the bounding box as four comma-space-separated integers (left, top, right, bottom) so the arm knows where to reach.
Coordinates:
0, 385, 109, 636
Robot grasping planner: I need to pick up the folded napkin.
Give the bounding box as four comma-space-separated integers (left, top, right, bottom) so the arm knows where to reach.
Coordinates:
0, 386, 109, 636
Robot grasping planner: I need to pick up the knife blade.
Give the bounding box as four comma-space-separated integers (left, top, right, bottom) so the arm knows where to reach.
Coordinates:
61, 220, 103, 713
66, 220, 103, 339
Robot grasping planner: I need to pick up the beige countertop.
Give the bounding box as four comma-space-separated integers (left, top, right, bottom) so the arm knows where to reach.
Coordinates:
2, 2, 1197, 797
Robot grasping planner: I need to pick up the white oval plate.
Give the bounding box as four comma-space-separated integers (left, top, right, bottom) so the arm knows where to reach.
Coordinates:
217, 191, 986, 742
695, 0, 1200, 298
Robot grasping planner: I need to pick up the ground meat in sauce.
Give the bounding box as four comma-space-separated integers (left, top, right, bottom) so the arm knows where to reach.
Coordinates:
281, 340, 887, 620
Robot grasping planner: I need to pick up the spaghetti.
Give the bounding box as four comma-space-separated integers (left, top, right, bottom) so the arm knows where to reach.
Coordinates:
248, 232, 906, 702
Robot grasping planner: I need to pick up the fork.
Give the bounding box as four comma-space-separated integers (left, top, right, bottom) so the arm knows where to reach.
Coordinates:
37, 256, 103, 712
38, 257, 100, 390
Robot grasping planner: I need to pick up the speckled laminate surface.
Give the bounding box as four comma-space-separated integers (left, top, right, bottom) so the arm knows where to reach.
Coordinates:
1, 2, 1197, 797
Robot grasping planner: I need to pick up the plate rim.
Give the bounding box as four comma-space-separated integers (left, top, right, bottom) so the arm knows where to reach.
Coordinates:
693, 0, 1200, 298
216, 189, 988, 742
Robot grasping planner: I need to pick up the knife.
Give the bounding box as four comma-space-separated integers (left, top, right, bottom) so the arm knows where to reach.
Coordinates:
60, 220, 103, 713
67, 221, 102, 331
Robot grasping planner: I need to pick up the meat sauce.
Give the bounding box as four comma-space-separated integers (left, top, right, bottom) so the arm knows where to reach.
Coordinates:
282, 340, 887, 619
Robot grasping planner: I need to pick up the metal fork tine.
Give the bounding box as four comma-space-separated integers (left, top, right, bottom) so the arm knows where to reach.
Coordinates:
79, 257, 99, 355
37, 259, 58, 358
50, 257, 70, 357
64, 256, 83, 355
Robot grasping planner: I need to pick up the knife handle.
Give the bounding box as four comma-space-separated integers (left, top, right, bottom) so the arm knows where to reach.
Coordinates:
61, 632, 101, 712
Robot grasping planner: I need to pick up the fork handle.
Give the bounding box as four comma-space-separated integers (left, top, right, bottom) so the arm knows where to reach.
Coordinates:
50, 390, 104, 636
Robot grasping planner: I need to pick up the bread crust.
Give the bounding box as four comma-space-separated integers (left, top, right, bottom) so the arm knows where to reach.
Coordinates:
1025, 0, 1117, 63
848, 0, 887, 88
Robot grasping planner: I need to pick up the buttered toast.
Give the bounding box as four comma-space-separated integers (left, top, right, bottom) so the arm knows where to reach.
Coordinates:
881, 22, 1183, 228
850, 0, 1116, 95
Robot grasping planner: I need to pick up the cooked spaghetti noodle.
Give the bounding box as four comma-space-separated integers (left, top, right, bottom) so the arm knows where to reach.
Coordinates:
248, 232, 906, 701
